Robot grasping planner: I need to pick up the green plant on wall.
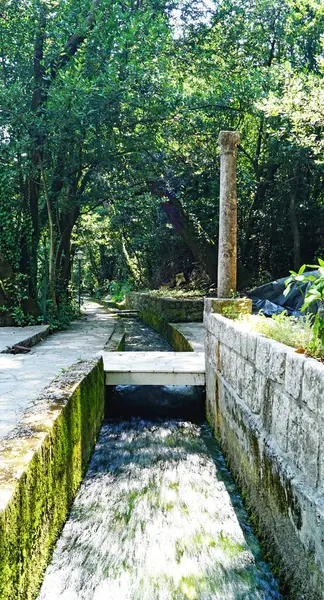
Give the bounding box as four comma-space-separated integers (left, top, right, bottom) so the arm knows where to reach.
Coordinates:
221, 305, 240, 320
0, 275, 36, 326
284, 259, 324, 349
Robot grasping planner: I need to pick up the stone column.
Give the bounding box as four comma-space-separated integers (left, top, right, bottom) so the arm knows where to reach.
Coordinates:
217, 130, 240, 298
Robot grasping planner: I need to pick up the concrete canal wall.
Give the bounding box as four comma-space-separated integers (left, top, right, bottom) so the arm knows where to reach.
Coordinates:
204, 298, 324, 599
125, 292, 203, 350
0, 359, 105, 600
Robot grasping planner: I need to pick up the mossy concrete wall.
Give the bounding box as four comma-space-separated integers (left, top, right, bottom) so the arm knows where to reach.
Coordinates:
146, 315, 195, 352
132, 308, 195, 352
0, 358, 105, 600
125, 292, 203, 323
204, 299, 324, 599
125, 292, 203, 349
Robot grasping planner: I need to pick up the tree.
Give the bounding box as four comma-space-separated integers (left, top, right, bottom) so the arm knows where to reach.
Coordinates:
0, 0, 324, 324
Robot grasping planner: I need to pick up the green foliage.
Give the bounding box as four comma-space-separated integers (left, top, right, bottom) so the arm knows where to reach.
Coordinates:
45, 300, 80, 332
241, 312, 322, 358
108, 280, 133, 303
0, 0, 324, 318
284, 264, 310, 298
0, 275, 36, 326
285, 259, 324, 350
92, 283, 110, 300
221, 305, 241, 320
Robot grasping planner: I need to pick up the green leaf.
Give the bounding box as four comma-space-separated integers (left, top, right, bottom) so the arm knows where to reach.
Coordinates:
302, 294, 321, 310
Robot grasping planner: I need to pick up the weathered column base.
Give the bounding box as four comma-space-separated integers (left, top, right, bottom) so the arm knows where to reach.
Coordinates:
204, 297, 252, 317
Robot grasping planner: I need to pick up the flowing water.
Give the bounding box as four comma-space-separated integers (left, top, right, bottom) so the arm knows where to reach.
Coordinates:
37, 319, 281, 600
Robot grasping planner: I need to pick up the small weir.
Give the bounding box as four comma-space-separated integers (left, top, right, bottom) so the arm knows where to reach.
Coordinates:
37, 319, 281, 600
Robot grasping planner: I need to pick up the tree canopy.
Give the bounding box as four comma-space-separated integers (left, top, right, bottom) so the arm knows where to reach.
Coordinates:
0, 0, 323, 324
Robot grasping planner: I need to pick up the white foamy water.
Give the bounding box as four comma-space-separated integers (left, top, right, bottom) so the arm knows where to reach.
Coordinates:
38, 419, 281, 600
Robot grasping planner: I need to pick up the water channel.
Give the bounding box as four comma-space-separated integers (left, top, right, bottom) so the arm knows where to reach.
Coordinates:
37, 319, 282, 600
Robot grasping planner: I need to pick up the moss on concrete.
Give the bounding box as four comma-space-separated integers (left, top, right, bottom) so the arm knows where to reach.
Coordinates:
139, 309, 194, 352
116, 332, 126, 350
125, 292, 204, 323
0, 359, 105, 600
212, 403, 324, 600
209, 297, 252, 316
166, 325, 195, 352
204, 297, 252, 318
104, 321, 125, 352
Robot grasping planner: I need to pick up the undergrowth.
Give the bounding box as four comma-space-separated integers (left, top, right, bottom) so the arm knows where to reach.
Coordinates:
239, 312, 322, 359
46, 299, 80, 332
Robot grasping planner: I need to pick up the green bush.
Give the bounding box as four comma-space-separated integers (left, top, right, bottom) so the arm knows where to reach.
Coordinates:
92, 282, 110, 300
0, 274, 38, 326
108, 280, 133, 303
46, 300, 80, 332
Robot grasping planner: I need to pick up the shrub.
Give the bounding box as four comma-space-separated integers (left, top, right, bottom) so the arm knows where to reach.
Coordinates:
108, 280, 132, 303
285, 259, 324, 351
46, 300, 80, 332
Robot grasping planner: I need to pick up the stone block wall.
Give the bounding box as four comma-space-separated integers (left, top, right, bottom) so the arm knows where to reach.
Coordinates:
125, 292, 204, 323
204, 300, 324, 599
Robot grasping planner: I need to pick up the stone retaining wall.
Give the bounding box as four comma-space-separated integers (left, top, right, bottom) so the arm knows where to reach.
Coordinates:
0, 359, 105, 600
125, 292, 203, 323
204, 299, 324, 599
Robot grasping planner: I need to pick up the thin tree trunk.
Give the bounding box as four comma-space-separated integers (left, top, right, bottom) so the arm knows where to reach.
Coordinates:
88, 245, 100, 284
159, 192, 249, 286
26, 0, 47, 299
121, 236, 141, 282
121, 229, 144, 285
242, 161, 280, 262
38, 156, 57, 311
241, 26, 279, 264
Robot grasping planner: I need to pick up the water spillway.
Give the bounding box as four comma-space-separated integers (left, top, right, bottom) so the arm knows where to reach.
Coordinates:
37, 319, 281, 600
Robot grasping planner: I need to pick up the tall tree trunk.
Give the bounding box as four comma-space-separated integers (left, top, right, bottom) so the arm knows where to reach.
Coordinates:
55, 208, 80, 299
161, 197, 218, 281
39, 156, 57, 311
21, 0, 99, 305
27, 1, 47, 298
121, 235, 141, 282
88, 245, 100, 285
